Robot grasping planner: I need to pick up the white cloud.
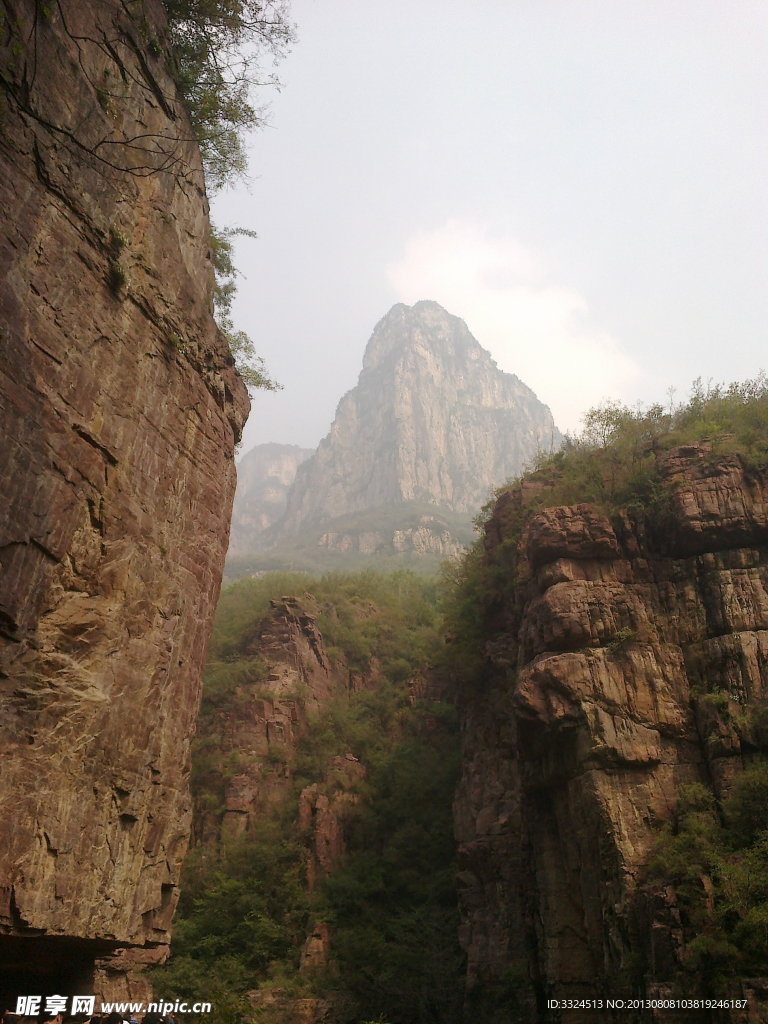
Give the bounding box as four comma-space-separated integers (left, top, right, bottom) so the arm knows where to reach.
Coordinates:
387, 220, 641, 433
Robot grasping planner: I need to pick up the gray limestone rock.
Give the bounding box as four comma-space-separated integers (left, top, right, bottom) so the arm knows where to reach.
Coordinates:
230, 443, 314, 554
277, 300, 561, 541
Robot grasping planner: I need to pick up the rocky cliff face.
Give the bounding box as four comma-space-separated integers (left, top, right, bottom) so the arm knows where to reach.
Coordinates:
275, 301, 560, 542
0, 0, 248, 1003
454, 445, 768, 1022
193, 594, 368, 1021
229, 444, 314, 555
197, 595, 364, 874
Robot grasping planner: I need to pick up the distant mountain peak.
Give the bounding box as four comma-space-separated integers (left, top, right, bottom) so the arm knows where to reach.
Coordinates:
229, 443, 314, 555
227, 302, 562, 568
361, 300, 495, 375
277, 300, 561, 535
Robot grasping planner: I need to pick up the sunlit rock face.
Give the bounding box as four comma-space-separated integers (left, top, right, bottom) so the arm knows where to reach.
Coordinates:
454, 445, 768, 1020
229, 444, 313, 554
276, 300, 561, 539
0, 0, 248, 1000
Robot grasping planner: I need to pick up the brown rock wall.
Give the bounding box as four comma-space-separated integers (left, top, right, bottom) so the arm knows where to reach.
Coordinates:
0, 0, 248, 996
455, 446, 768, 1021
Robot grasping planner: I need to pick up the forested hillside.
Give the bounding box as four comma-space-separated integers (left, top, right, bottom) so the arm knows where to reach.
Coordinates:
153, 571, 466, 1024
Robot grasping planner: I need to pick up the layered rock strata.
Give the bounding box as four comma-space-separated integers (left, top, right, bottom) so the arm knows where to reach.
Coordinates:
0, 0, 248, 1002
454, 445, 768, 1022
317, 512, 468, 559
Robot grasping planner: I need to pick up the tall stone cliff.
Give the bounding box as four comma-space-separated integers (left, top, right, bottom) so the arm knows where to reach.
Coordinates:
454, 445, 768, 1022
0, 0, 248, 1002
275, 300, 560, 541
229, 443, 313, 555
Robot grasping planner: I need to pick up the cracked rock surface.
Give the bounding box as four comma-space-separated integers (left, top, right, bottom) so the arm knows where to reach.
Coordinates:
454, 446, 768, 1021
0, 0, 248, 993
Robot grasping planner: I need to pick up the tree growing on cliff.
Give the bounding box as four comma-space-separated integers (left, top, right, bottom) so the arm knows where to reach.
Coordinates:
162, 1, 295, 390
163, 0, 295, 190
210, 224, 282, 391
644, 763, 768, 992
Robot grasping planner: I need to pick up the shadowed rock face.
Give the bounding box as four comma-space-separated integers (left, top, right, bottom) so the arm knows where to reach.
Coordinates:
455, 446, 768, 1022
0, 0, 248, 1000
276, 300, 561, 539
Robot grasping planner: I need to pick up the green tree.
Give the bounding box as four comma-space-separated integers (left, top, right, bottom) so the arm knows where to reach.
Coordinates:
163, 0, 295, 191
162, 1, 295, 390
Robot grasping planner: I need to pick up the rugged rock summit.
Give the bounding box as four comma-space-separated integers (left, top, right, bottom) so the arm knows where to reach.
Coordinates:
0, 0, 248, 1003
229, 443, 313, 554
227, 301, 561, 571
274, 300, 560, 542
455, 445, 768, 1021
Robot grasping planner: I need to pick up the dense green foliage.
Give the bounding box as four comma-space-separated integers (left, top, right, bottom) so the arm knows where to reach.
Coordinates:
441, 375, 768, 685
154, 824, 311, 1022
163, 0, 295, 191
524, 374, 768, 511
319, 734, 465, 1024
643, 762, 768, 992
153, 571, 465, 1023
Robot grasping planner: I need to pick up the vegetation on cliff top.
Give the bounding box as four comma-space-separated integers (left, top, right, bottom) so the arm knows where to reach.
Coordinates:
154, 570, 465, 1024
525, 372, 768, 507
442, 374, 768, 682
162, 1, 294, 389
163, 0, 295, 191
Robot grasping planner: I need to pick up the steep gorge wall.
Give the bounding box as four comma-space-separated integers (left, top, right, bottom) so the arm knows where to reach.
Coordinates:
0, 0, 248, 1000
192, 595, 372, 1022
455, 445, 768, 1022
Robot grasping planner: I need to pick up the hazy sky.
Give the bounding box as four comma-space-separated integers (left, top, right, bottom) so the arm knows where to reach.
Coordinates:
211, 0, 768, 454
